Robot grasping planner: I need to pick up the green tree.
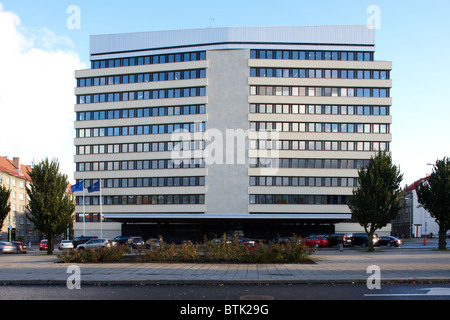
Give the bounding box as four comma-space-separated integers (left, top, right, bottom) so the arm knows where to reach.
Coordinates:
348, 152, 403, 251
416, 157, 450, 250
0, 185, 11, 231
26, 158, 75, 254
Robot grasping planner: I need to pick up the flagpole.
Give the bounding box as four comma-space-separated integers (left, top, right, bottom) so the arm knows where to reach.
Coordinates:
100, 178, 102, 238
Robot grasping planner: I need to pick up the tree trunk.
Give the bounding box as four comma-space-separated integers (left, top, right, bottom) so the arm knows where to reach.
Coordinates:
366, 226, 375, 252
438, 224, 447, 250
46, 234, 54, 255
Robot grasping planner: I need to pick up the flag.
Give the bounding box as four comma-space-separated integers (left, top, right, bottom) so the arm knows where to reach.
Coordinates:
88, 181, 100, 193
70, 181, 84, 193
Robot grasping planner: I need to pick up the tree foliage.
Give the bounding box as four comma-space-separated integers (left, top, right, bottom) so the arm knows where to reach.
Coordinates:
26, 158, 75, 254
0, 185, 11, 230
416, 157, 450, 250
348, 152, 403, 251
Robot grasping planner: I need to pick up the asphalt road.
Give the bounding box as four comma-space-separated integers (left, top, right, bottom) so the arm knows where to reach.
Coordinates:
0, 282, 448, 318
1, 282, 449, 300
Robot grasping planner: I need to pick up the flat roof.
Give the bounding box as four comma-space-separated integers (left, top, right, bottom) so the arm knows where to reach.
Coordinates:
90, 25, 375, 60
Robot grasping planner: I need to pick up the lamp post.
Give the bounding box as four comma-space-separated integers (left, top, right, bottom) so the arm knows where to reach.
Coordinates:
404, 195, 413, 238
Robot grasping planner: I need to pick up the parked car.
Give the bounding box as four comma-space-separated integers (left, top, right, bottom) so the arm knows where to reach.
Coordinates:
129, 237, 145, 249
39, 239, 48, 251
113, 236, 144, 248
272, 237, 299, 244
58, 240, 74, 250
378, 236, 402, 247
351, 233, 379, 247
0, 241, 18, 254
12, 241, 27, 253
327, 233, 353, 247
145, 238, 161, 249
239, 238, 256, 246
304, 237, 329, 247
113, 236, 136, 245
72, 236, 98, 248
76, 238, 113, 250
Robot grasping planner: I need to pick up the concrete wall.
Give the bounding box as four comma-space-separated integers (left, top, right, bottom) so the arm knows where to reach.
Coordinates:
205, 49, 250, 214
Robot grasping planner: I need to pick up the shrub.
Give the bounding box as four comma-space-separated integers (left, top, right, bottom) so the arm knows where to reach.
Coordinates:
57, 234, 314, 264
57, 245, 129, 263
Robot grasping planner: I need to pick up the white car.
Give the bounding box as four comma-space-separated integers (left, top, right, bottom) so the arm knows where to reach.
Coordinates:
58, 240, 74, 250
76, 238, 112, 250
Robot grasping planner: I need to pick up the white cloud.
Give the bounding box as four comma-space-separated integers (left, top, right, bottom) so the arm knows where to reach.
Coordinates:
0, 4, 85, 181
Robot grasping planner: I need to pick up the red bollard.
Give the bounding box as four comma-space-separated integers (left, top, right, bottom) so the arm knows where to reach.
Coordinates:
423, 236, 426, 246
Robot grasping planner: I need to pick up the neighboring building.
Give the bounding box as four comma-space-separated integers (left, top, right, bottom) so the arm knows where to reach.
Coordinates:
0, 156, 37, 242
393, 178, 439, 238
74, 25, 392, 242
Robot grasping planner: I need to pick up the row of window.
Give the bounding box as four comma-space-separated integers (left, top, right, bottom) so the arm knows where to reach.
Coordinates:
250, 68, 389, 80
76, 87, 206, 104
250, 140, 389, 152
250, 86, 390, 98
76, 213, 103, 222
249, 158, 371, 169
250, 50, 373, 61
77, 194, 205, 206
250, 176, 359, 188
76, 158, 205, 172
91, 51, 206, 69
249, 194, 349, 205
76, 122, 206, 138
76, 105, 206, 121
250, 122, 389, 134
79, 176, 206, 189
249, 104, 389, 116
77, 69, 206, 87
75, 157, 371, 172
76, 140, 205, 155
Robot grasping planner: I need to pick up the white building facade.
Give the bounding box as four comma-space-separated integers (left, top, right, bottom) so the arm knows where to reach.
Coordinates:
393, 180, 440, 238
73, 26, 392, 242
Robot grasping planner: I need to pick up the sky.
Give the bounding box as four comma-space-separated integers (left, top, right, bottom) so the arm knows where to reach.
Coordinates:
0, 0, 449, 185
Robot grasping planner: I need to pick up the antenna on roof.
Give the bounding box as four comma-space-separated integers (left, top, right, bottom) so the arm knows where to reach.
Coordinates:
209, 17, 215, 28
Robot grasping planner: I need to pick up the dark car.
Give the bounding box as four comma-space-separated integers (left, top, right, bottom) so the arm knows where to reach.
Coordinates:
327, 233, 353, 247
113, 236, 145, 248
113, 236, 135, 245
351, 233, 379, 247
378, 236, 402, 247
72, 236, 98, 248
129, 237, 145, 249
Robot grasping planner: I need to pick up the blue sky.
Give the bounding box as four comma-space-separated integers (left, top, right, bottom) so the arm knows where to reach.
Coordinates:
0, 0, 449, 185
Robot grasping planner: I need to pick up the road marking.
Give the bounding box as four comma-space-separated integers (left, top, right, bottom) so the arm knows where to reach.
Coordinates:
364, 287, 450, 297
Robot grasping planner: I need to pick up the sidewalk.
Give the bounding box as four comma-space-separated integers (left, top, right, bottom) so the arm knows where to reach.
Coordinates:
0, 248, 449, 285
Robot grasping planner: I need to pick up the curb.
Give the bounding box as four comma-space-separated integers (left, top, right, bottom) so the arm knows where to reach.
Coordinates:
2, 278, 449, 286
